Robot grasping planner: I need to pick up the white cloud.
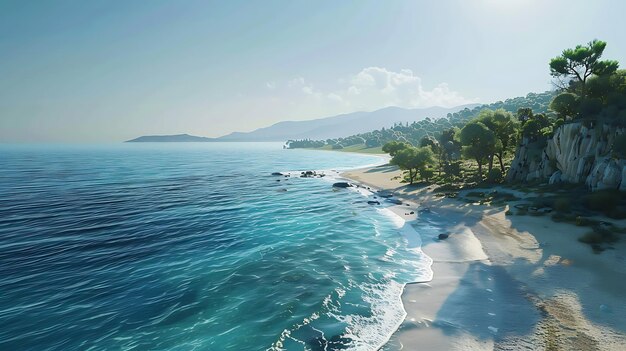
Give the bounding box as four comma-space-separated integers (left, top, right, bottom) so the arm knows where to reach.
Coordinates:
344, 66, 475, 109
287, 77, 305, 87
284, 67, 476, 111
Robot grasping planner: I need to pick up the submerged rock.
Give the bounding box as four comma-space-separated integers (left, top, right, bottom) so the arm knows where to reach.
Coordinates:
271, 172, 283, 176
377, 191, 394, 198
367, 200, 380, 205
332, 182, 352, 188
438, 233, 450, 240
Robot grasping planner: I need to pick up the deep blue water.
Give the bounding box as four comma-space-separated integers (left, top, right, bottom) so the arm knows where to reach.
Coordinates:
0, 143, 431, 351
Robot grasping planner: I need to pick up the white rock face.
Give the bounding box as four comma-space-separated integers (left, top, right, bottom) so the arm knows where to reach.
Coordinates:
506, 122, 625, 191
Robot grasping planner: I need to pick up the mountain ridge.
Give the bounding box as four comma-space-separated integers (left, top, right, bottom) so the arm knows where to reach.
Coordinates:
127, 104, 480, 142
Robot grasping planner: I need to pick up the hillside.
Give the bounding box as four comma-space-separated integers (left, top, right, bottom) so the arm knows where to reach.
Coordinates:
288, 91, 554, 149
217, 104, 479, 142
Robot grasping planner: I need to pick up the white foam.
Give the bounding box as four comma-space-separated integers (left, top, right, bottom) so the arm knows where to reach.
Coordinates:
276, 166, 435, 351
336, 281, 407, 351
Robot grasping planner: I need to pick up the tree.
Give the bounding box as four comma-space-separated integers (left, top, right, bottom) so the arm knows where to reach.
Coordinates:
550, 92, 580, 119
550, 39, 619, 96
516, 107, 534, 124
390, 146, 434, 184
459, 121, 497, 179
382, 141, 409, 156
477, 109, 520, 173
365, 137, 381, 148
521, 113, 552, 141
419, 135, 440, 152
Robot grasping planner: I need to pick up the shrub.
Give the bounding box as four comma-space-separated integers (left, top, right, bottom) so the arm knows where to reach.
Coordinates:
583, 191, 622, 214
608, 206, 626, 219
553, 197, 572, 213
435, 184, 461, 192
552, 213, 579, 223
578, 225, 619, 253
486, 168, 503, 183
443, 162, 462, 179
579, 231, 603, 244
332, 144, 344, 149
466, 191, 485, 198
576, 216, 591, 226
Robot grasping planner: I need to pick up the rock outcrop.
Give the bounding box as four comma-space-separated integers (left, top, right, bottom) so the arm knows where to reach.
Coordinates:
506, 122, 625, 191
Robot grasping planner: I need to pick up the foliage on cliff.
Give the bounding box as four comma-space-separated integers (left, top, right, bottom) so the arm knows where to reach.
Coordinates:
549, 40, 625, 127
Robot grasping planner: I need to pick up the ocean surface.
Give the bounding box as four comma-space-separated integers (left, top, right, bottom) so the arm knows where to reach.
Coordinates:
0, 143, 432, 351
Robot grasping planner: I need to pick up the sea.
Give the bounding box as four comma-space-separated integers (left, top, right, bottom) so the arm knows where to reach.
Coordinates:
0, 142, 433, 351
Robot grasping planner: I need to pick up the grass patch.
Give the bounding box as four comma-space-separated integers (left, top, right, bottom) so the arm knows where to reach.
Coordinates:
583, 190, 621, 212
314, 144, 385, 154
434, 184, 462, 192
578, 225, 620, 253
553, 197, 571, 213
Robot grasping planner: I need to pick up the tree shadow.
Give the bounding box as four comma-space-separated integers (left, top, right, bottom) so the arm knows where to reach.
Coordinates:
364, 164, 397, 173
502, 214, 626, 333
433, 261, 539, 342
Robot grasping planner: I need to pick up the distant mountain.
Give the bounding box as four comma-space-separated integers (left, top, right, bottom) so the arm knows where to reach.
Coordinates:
127, 104, 479, 143
126, 134, 215, 142
216, 104, 479, 142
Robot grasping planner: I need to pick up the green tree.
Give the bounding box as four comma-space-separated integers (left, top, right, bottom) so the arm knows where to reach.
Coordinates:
459, 121, 497, 179
521, 113, 552, 141
390, 146, 434, 184
550, 39, 619, 96
477, 109, 520, 173
516, 107, 534, 124
382, 141, 410, 156
419, 135, 440, 152
550, 92, 580, 119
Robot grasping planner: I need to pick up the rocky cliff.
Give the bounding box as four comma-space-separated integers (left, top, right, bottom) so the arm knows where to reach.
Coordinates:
506, 122, 626, 191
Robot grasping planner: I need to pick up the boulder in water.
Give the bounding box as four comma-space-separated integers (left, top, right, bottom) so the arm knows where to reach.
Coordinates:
367, 200, 380, 205
332, 182, 352, 188
438, 233, 450, 240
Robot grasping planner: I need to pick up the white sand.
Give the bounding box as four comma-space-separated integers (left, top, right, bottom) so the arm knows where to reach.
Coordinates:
341, 164, 626, 350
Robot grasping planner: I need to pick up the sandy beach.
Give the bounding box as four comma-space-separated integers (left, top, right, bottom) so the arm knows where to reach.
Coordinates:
342, 164, 626, 351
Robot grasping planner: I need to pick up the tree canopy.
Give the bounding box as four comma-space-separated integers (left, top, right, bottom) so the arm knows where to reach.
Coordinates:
550, 39, 619, 96
390, 146, 435, 184
459, 121, 497, 178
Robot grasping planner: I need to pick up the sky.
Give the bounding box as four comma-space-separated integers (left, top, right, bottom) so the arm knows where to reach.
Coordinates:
0, 0, 624, 142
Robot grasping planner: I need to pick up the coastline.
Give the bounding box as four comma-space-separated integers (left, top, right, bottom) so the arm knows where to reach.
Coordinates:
340, 164, 626, 350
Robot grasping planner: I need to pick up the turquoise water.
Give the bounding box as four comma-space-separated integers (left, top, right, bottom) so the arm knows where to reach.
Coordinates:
0, 143, 431, 351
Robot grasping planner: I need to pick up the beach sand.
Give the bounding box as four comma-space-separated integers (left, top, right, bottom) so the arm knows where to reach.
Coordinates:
342, 164, 626, 350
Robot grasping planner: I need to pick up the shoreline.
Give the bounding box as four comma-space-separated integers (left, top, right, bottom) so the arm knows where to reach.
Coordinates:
340, 164, 626, 350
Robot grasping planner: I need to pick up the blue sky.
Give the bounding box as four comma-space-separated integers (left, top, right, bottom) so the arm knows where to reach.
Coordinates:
1, 0, 624, 142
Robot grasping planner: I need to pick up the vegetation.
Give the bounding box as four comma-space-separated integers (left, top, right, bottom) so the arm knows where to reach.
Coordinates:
548, 40, 625, 131
289, 39, 626, 196
549, 39, 619, 97
287, 91, 554, 150
389, 146, 435, 184
288, 39, 626, 253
